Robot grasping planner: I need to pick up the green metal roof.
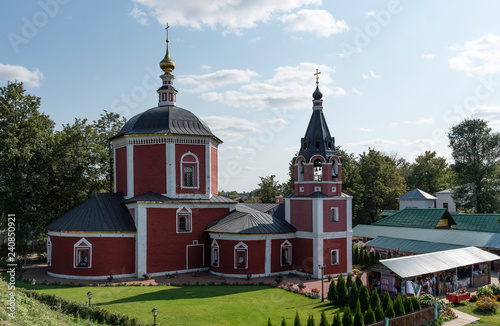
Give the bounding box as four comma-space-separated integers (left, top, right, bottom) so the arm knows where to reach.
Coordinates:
377, 247, 500, 279
373, 208, 455, 229
353, 224, 500, 249
451, 213, 500, 233
366, 236, 465, 254
380, 210, 399, 218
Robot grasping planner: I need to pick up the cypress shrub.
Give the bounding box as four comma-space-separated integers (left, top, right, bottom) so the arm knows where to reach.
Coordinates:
353, 246, 358, 264
337, 275, 348, 306
348, 283, 358, 310
385, 300, 396, 319
353, 301, 364, 326
358, 285, 370, 311
294, 311, 302, 326
328, 279, 338, 304
307, 314, 315, 326
342, 306, 353, 326
319, 311, 329, 326
282, 317, 287, 326
370, 289, 380, 310
374, 301, 385, 321
364, 306, 376, 325
382, 291, 391, 311
403, 296, 414, 313
375, 251, 381, 262
346, 274, 353, 289
411, 297, 421, 311
369, 251, 376, 265
268, 318, 273, 326
355, 274, 363, 289
394, 295, 405, 316
363, 251, 370, 266
332, 312, 342, 326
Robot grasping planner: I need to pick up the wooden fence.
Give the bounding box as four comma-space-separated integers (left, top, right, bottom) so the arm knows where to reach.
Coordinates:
368, 305, 435, 326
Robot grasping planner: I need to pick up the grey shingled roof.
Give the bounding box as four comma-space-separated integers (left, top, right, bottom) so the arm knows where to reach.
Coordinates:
366, 236, 465, 254
397, 188, 437, 200
111, 105, 221, 142
123, 191, 236, 204
45, 193, 136, 232
206, 203, 296, 234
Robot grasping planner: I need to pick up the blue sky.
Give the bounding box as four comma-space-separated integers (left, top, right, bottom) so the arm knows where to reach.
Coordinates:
2, 1, 500, 192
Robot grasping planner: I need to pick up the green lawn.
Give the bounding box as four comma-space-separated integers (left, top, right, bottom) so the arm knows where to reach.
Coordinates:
18, 280, 342, 326
453, 301, 500, 325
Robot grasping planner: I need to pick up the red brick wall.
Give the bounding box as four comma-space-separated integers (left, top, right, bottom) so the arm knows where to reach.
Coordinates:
323, 200, 347, 232
323, 238, 348, 275
48, 235, 135, 277
271, 238, 295, 273
293, 238, 313, 274
175, 144, 206, 194
115, 147, 127, 194
210, 146, 218, 194
146, 207, 229, 273
290, 200, 312, 232
134, 144, 166, 195
211, 239, 266, 275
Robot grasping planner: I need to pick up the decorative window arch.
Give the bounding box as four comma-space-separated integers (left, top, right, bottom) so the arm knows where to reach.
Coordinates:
331, 207, 339, 222
331, 249, 339, 266
280, 240, 292, 266
211, 240, 219, 267
176, 206, 192, 233
234, 242, 248, 269
313, 159, 323, 181
297, 159, 305, 182
74, 238, 92, 268
47, 236, 52, 267
180, 152, 199, 189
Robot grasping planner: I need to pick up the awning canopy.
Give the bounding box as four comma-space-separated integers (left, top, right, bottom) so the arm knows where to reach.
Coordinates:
376, 246, 500, 279
366, 236, 465, 254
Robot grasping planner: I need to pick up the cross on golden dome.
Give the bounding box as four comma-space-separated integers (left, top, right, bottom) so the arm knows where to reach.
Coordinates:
314, 69, 321, 85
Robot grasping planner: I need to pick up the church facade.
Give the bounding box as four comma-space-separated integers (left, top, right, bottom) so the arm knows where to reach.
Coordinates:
45, 33, 352, 280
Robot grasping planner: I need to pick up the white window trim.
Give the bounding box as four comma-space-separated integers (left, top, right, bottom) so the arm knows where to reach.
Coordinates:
331, 207, 339, 222
176, 206, 193, 233
234, 242, 248, 269
331, 249, 339, 266
211, 239, 219, 267
180, 152, 200, 189
47, 236, 52, 267
280, 240, 292, 266
74, 238, 92, 269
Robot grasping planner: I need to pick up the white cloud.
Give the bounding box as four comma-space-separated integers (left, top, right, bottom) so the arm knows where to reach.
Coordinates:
403, 117, 434, 125
347, 138, 397, 148
358, 128, 373, 132
178, 69, 259, 92
201, 115, 289, 141
280, 9, 348, 37
449, 34, 500, 75
472, 105, 500, 129
362, 70, 381, 79
351, 88, 362, 96
189, 62, 345, 109
129, 6, 148, 25
366, 10, 376, 17
421, 53, 434, 60
389, 122, 398, 128
132, 0, 321, 34
362, 74, 369, 80
200, 65, 212, 71
0, 64, 44, 87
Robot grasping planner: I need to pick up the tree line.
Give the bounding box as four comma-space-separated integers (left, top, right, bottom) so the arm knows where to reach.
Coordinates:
254, 120, 500, 226
0, 82, 126, 255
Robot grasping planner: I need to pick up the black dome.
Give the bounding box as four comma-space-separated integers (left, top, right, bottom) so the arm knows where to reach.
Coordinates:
112, 106, 220, 141
313, 85, 323, 100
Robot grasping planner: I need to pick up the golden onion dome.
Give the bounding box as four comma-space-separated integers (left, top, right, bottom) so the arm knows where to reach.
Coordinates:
160, 40, 175, 74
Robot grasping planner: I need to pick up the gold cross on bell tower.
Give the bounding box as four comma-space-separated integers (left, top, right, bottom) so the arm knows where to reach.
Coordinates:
314, 69, 321, 85
165, 22, 170, 42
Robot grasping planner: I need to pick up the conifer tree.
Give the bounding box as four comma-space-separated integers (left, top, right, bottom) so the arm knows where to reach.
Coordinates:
268, 318, 273, 326
376, 251, 381, 262
348, 283, 358, 310
355, 273, 363, 289
358, 285, 370, 311
374, 301, 385, 321
369, 251, 376, 265
394, 295, 405, 316
327, 279, 338, 304
294, 311, 302, 326
319, 311, 329, 326
342, 306, 353, 326
370, 289, 380, 310
353, 301, 364, 326
307, 314, 315, 326
363, 251, 370, 266
332, 312, 342, 326
411, 297, 421, 311
346, 273, 353, 289
282, 317, 287, 326
403, 296, 414, 313
353, 246, 358, 264
337, 275, 348, 306
364, 306, 376, 325
385, 300, 396, 318
382, 291, 391, 311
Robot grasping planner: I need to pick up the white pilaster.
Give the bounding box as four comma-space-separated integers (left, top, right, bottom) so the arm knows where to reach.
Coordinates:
346, 236, 353, 274
346, 197, 352, 232
312, 198, 323, 234
285, 199, 291, 223
166, 143, 176, 196
205, 144, 210, 195
135, 206, 147, 278
265, 237, 271, 275
126, 144, 134, 198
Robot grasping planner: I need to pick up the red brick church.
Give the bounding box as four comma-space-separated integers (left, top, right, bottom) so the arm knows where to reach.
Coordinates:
45, 32, 353, 280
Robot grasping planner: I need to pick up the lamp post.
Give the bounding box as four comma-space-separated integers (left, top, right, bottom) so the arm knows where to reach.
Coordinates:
87, 291, 93, 306
319, 264, 326, 302
31, 278, 36, 290
152, 307, 158, 326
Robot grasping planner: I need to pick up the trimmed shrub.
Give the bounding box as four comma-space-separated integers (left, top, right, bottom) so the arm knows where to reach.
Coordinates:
411, 297, 421, 311
477, 285, 494, 297
268, 318, 273, 326
470, 294, 478, 302
294, 311, 302, 326
358, 285, 370, 311
328, 279, 338, 304
353, 247, 359, 264
307, 314, 315, 326
346, 274, 353, 289
319, 311, 329, 326
337, 275, 348, 306
374, 301, 385, 321
332, 312, 342, 326
476, 295, 499, 311
342, 306, 353, 326
363, 251, 370, 266
353, 301, 364, 326
385, 300, 396, 319
490, 283, 500, 295
369, 251, 376, 265
382, 291, 392, 311
364, 306, 376, 325
369, 290, 380, 310
282, 317, 287, 326
393, 295, 405, 316
355, 274, 363, 289
348, 283, 358, 310
403, 296, 414, 313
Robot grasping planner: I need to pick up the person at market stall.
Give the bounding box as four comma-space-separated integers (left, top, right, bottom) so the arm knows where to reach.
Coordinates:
452, 273, 458, 292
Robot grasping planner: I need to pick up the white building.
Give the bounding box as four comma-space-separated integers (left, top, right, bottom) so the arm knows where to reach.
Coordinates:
397, 188, 436, 210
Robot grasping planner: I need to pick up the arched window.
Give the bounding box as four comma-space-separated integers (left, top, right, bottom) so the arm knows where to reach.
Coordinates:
234, 242, 248, 269
313, 159, 323, 181
180, 152, 199, 189
211, 240, 219, 267
280, 240, 292, 266
47, 236, 52, 267
74, 238, 92, 268
297, 159, 304, 182
176, 207, 192, 233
